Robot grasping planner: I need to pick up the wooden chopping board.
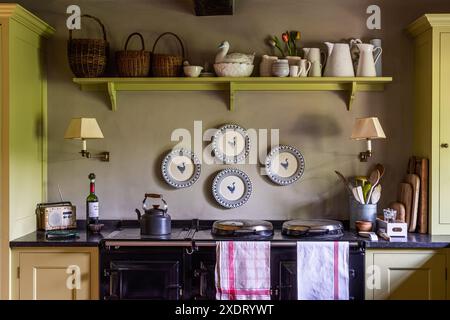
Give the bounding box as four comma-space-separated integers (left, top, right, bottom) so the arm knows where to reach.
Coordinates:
389, 202, 406, 222
405, 174, 420, 232
415, 158, 429, 234
397, 183, 413, 229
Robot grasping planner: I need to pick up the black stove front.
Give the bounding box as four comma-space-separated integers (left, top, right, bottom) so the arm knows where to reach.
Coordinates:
100, 220, 365, 300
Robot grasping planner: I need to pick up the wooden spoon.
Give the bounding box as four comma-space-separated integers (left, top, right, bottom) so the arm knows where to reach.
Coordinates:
375, 163, 385, 181
366, 169, 381, 204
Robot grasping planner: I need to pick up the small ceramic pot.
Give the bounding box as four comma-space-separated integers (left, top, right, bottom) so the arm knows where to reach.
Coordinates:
184, 65, 203, 77
271, 59, 289, 77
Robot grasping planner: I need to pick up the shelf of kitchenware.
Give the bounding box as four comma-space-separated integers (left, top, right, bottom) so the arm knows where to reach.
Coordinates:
72, 76, 393, 112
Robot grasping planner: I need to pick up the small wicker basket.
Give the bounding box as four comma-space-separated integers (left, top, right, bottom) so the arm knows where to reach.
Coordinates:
67, 14, 108, 78
151, 32, 185, 77
116, 32, 150, 77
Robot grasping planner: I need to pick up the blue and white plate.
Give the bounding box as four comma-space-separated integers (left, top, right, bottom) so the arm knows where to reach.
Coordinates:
265, 145, 305, 185
212, 168, 252, 208
212, 124, 250, 164
161, 149, 201, 188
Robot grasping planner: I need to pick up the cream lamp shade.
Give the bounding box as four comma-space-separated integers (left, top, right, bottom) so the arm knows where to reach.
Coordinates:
64, 118, 104, 140
351, 117, 386, 140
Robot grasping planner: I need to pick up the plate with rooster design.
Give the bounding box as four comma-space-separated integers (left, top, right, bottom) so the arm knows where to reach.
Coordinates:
265, 145, 305, 185
212, 124, 250, 164
162, 149, 201, 188
212, 168, 252, 208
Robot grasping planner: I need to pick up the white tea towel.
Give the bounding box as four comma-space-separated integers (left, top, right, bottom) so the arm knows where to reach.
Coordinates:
297, 241, 349, 300
215, 241, 271, 300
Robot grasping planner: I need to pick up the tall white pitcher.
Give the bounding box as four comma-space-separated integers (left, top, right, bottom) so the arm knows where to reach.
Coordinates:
356, 43, 382, 77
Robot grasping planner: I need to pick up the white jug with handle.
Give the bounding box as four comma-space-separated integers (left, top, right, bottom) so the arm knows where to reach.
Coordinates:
302, 48, 326, 77
323, 42, 355, 77
356, 43, 382, 77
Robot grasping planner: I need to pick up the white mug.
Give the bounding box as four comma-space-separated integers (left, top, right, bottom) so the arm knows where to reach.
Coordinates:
289, 65, 300, 77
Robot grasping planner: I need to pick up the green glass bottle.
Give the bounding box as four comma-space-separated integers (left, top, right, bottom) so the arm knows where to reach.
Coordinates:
86, 173, 99, 228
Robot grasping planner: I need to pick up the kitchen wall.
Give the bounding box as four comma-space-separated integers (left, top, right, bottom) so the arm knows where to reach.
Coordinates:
11, 0, 450, 220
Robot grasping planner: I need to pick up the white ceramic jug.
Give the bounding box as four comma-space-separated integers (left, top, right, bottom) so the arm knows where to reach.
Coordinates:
260, 55, 278, 76
302, 48, 325, 76
356, 43, 382, 77
323, 42, 355, 77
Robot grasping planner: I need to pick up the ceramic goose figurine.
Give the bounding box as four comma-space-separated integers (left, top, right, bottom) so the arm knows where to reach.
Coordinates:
215, 41, 255, 64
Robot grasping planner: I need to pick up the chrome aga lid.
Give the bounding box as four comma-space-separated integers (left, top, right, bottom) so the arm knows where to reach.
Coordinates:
212, 219, 274, 238
282, 219, 344, 238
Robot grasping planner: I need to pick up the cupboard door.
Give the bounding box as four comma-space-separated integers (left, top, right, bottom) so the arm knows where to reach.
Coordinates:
19, 252, 91, 300
372, 251, 446, 300
440, 31, 450, 225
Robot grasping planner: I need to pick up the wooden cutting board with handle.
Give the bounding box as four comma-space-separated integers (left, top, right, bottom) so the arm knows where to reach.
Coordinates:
415, 158, 429, 234
397, 183, 413, 229
389, 202, 406, 222
405, 174, 420, 232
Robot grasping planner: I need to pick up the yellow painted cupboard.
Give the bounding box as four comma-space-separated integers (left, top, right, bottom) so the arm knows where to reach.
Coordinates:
0, 4, 54, 299
365, 249, 448, 300
11, 247, 99, 300
407, 15, 450, 235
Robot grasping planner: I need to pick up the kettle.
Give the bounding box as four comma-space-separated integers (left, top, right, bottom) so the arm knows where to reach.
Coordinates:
136, 193, 171, 236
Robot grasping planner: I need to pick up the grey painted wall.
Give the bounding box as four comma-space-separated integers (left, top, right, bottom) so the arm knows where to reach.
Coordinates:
11, 0, 450, 220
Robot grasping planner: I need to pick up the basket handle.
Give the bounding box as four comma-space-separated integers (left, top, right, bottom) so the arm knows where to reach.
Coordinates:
151, 32, 185, 59
124, 32, 145, 51
69, 14, 107, 41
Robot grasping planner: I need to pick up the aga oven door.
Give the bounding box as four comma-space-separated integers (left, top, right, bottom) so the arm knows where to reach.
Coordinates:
101, 245, 184, 300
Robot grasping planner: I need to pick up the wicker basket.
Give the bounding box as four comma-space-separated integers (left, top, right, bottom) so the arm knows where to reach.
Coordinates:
151, 32, 185, 77
116, 32, 150, 77
68, 14, 108, 78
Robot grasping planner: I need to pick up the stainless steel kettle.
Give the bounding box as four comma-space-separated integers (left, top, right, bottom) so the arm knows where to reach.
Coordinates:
135, 193, 171, 236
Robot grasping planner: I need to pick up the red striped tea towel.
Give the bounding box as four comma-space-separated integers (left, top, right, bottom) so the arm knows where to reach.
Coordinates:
297, 241, 349, 300
215, 241, 271, 300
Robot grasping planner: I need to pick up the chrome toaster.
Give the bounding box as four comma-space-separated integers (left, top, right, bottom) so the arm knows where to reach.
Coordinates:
36, 202, 77, 231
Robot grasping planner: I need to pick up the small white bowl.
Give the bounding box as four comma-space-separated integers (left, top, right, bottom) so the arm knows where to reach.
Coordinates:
184, 65, 203, 77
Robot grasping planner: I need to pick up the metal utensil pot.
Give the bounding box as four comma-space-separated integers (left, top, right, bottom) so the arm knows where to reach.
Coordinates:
136, 193, 171, 236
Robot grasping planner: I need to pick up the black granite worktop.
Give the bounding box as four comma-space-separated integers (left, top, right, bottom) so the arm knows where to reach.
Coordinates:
9, 220, 450, 249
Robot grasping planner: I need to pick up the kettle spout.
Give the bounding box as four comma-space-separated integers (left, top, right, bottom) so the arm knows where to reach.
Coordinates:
324, 42, 334, 56
135, 209, 141, 220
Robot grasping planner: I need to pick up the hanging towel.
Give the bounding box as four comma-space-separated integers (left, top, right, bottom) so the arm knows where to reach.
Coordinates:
297, 241, 349, 300
215, 241, 271, 300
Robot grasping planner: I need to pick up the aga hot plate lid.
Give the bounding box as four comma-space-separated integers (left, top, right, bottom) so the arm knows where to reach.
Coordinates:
282, 219, 343, 234
212, 219, 273, 233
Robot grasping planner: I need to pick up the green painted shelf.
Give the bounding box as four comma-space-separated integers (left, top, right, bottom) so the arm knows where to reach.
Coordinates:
73, 76, 393, 111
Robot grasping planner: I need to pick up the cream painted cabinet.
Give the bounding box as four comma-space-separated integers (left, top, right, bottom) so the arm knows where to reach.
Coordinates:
365, 249, 447, 300
11, 247, 99, 300
407, 15, 450, 234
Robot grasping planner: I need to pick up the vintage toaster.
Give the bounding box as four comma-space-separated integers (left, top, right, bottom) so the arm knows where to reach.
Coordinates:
36, 202, 77, 231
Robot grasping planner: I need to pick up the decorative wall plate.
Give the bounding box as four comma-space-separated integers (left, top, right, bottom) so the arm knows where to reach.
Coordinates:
212, 124, 250, 164
212, 168, 252, 208
265, 145, 305, 185
161, 149, 201, 188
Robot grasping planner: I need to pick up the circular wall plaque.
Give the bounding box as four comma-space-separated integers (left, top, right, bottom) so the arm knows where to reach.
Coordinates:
161, 149, 201, 188
212, 124, 250, 164
212, 168, 252, 208
265, 145, 305, 185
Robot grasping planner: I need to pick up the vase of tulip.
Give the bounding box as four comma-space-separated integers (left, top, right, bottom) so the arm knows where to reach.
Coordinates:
267, 30, 302, 66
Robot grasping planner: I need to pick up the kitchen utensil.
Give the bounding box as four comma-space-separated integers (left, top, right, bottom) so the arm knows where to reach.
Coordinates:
334, 170, 353, 193
289, 65, 300, 77
302, 48, 325, 77
356, 43, 382, 77
259, 55, 278, 76
370, 185, 382, 204
408, 156, 416, 174
375, 163, 385, 181
352, 187, 363, 204
389, 202, 406, 222
356, 186, 365, 204
323, 42, 354, 77
271, 59, 290, 77
136, 194, 171, 236
415, 158, 429, 233
282, 219, 344, 238
370, 39, 382, 76
362, 182, 372, 203
212, 220, 273, 238
405, 174, 420, 232
355, 220, 373, 232
354, 176, 368, 187
298, 59, 311, 77
183, 65, 203, 77
366, 169, 381, 202
397, 183, 413, 228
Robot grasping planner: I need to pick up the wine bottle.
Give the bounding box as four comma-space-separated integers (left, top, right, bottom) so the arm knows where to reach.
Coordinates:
86, 173, 99, 228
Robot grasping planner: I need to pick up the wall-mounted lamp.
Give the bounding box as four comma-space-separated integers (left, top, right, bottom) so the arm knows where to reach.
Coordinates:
64, 117, 110, 161
351, 117, 386, 162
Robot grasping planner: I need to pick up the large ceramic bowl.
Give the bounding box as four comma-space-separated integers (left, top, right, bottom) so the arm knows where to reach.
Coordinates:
214, 63, 254, 77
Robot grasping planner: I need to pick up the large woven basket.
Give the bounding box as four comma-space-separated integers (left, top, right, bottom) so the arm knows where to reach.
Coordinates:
151, 32, 185, 77
68, 14, 108, 78
116, 32, 150, 77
